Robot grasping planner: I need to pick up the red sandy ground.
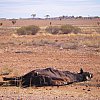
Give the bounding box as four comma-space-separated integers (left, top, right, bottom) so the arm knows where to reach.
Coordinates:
0, 18, 100, 27
0, 19, 100, 100
0, 34, 100, 100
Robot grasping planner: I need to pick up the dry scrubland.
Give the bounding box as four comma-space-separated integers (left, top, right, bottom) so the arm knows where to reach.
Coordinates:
0, 19, 100, 100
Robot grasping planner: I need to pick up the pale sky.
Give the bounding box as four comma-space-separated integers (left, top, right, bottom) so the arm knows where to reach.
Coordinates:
0, 0, 100, 18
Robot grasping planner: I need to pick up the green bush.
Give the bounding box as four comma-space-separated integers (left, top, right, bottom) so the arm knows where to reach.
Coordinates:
17, 25, 40, 35
45, 26, 60, 34
61, 24, 81, 34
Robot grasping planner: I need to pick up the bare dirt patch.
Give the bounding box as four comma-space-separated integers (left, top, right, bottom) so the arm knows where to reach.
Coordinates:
0, 18, 100, 99
0, 34, 100, 99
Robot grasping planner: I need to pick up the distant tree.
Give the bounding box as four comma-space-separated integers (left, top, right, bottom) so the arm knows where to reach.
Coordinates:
45, 15, 50, 19
59, 17, 62, 21
31, 14, 36, 18
78, 16, 83, 18
12, 20, 16, 25
71, 16, 74, 18
62, 15, 65, 19
94, 16, 99, 18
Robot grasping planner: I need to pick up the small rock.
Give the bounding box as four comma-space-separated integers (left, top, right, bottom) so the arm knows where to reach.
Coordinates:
71, 96, 74, 97
83, 88, 85, 90
75, 87, 77, 89
87, 89, 91, 91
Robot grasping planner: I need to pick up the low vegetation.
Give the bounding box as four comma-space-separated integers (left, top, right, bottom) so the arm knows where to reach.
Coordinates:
45, 25, 81, 34
61, 24, 81, 34
95, 27, 100, 33
17, 25, 40, 35
61, 24, 74, 34
0, 23, 3, 26
12, 20, 16, 25
45, 26, 60, 34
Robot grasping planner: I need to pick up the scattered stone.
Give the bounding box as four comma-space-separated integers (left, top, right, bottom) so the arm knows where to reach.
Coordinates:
87, 89, 91, 91
75, 87, 77, 89
83, 88, 85, 90
71, 96, 74, 97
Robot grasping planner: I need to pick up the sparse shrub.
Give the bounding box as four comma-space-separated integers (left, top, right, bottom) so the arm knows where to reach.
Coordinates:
58, 42, 78, 49
60, 24, 81, 34
61, 24, 74, 34
45, 26, 60, 34
12, 20, 16, 25
78, 35, 100, 48
45, 25, 81, 34
0, 23, 3, 26
17, 27, 27, 35
73, 26, 81, 34
17, 25, 40, 35
26, 25, 40, 35
32, 39, 56, 46
95, 27, 100, 33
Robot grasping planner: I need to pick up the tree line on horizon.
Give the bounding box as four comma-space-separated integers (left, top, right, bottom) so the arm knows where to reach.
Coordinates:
30, 13, 100, 20
0, 14, 100, 20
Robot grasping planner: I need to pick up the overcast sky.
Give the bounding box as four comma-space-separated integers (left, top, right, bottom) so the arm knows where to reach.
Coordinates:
0, 0, 100, 18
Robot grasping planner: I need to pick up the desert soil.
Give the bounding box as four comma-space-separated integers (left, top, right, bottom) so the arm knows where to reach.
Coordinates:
0, 19, 100, 100
0, 34, 99, 100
